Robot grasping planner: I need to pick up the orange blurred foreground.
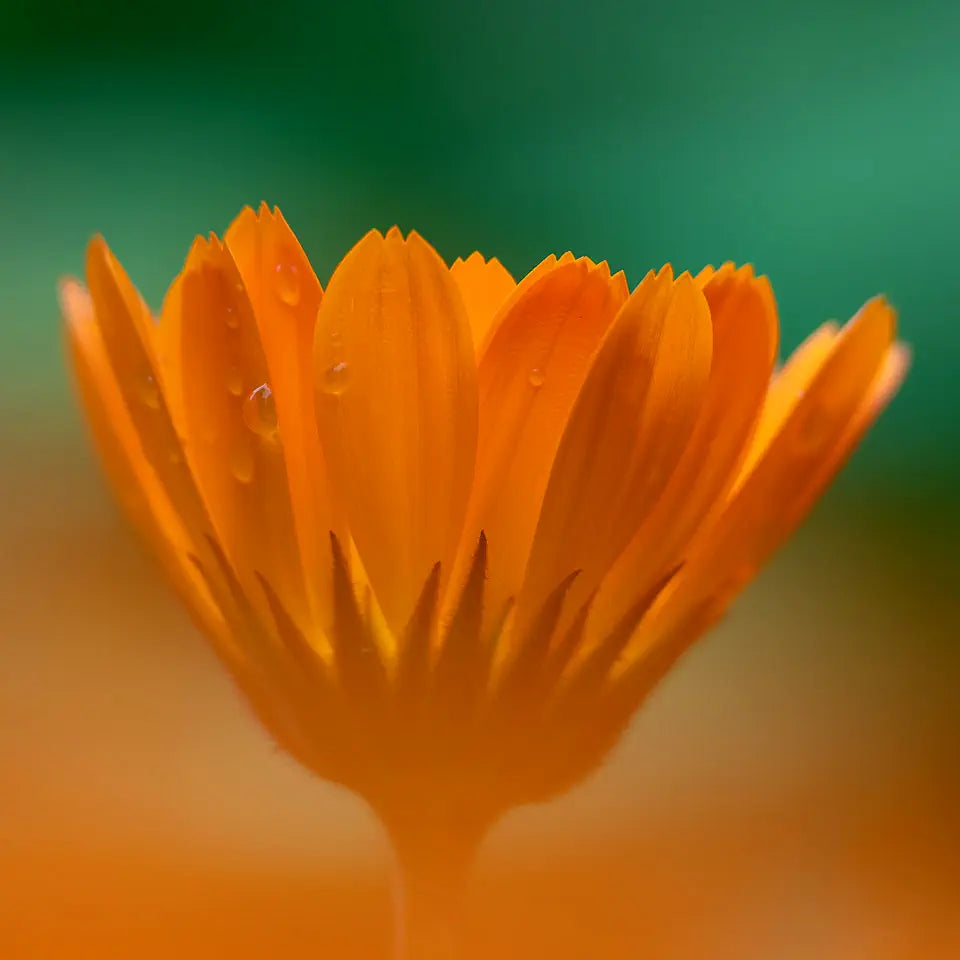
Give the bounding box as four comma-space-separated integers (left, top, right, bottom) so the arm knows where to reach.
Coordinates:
2, 437, 958, 958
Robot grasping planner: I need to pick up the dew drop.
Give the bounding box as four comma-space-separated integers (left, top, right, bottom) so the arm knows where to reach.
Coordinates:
230, 441, 255, 483
226, 366, 244, 397
275, 262, 300, 306
224, 304, 240, 329
140, 374, 161, 409
528, 367, 546, 388
322, 361, 351, 396
242, 383, 278, 439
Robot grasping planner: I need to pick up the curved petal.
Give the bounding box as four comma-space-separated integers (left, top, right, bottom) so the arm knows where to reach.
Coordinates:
178, 233, 310, 632
458, 256, 628, 625
629, 296, 899, 665
450, 252, 516, 352
154, 273, 186, 422
516, 267, 712, 632
787, 340, 910, 529
84, 237, 212, 540
591, 264, 777, 639
313, 227, 478, 634
737, 320, 840, 482
61, 278, 225, 642
224, 204, 346, 630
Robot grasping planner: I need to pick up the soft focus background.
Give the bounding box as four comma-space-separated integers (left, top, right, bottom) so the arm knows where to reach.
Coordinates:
1, 1, 958, 957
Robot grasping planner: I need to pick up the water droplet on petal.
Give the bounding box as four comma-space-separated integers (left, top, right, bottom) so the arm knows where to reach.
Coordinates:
330, 330, 343, 347
275, 262, 300, 306
322, 361, 351, 396
528, 367, 545, 388
225, 304, 240, 329
230, 441, 255, 483
140, 374, 161, 409
242, 383, 278, 439
226, 366, 244, 396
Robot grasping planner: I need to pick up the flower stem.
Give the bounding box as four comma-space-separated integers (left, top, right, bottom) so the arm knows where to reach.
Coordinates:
384, 809, 489, 960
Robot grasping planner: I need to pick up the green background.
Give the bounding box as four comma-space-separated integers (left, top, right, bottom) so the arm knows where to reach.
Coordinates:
3, 0, 958, 505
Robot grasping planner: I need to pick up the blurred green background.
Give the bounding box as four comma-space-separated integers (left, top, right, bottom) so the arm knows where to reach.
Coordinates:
1, 1, 958, 957
3, 0, 959, 494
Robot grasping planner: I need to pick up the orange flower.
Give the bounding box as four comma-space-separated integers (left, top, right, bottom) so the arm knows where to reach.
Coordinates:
62, 205, 906, 951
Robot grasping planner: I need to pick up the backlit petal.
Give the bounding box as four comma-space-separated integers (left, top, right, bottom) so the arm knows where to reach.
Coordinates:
313, 228, 478, 633
517, 267, 712, 632
61, 278, 225, 642
592, 264, 776, 638
460, 256, 628, 625
737, 320, 840, 481
178, 234, 310, 632
84, 237, 211, 539
225, 204, 346, 629
631, 296, 897, 664
450, 252, 516, 351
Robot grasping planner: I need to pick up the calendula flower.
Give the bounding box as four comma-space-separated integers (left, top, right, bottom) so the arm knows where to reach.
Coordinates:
62, 205, 906, 956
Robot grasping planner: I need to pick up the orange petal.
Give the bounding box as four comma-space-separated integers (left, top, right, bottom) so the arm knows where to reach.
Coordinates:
592, 264, 777, 638
61, 278, 225, 642
517, 267, 713, 631
635, 296, 898, 657
178, 234, 310, 631
459, 256, 628, 625
789, 340, 910, 528
224, 204, 345, 629
154, 273, 186, 422
84, 237, 213, 540
450, 252, 516, 352
737, 320, 840, 481
313, 228, 478, 633
472, 251, 580, 363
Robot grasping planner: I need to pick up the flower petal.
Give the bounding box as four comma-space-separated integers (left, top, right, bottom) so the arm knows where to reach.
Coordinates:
313, 228, 478, 633
84, 236, 212, 539
450, 252, 516, 351
787, 339, 910, 530
630, 295, 898, 664
224, 204, 346, 629
591, 264, 777, 639
177, 234, 310, 632
517, 267, 713, 632
61, 278, 225, 641
458, 256, 628, 625
737, 320, 839, 481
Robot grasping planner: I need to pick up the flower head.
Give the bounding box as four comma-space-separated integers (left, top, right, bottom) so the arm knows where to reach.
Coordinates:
62, 206, 907, 835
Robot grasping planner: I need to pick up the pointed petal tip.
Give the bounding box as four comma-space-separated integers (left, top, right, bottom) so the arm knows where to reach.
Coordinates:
85, 233, 118, 278
847, 294, 897, 341
587, 259, 611, 279
87, 233, 108, 256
